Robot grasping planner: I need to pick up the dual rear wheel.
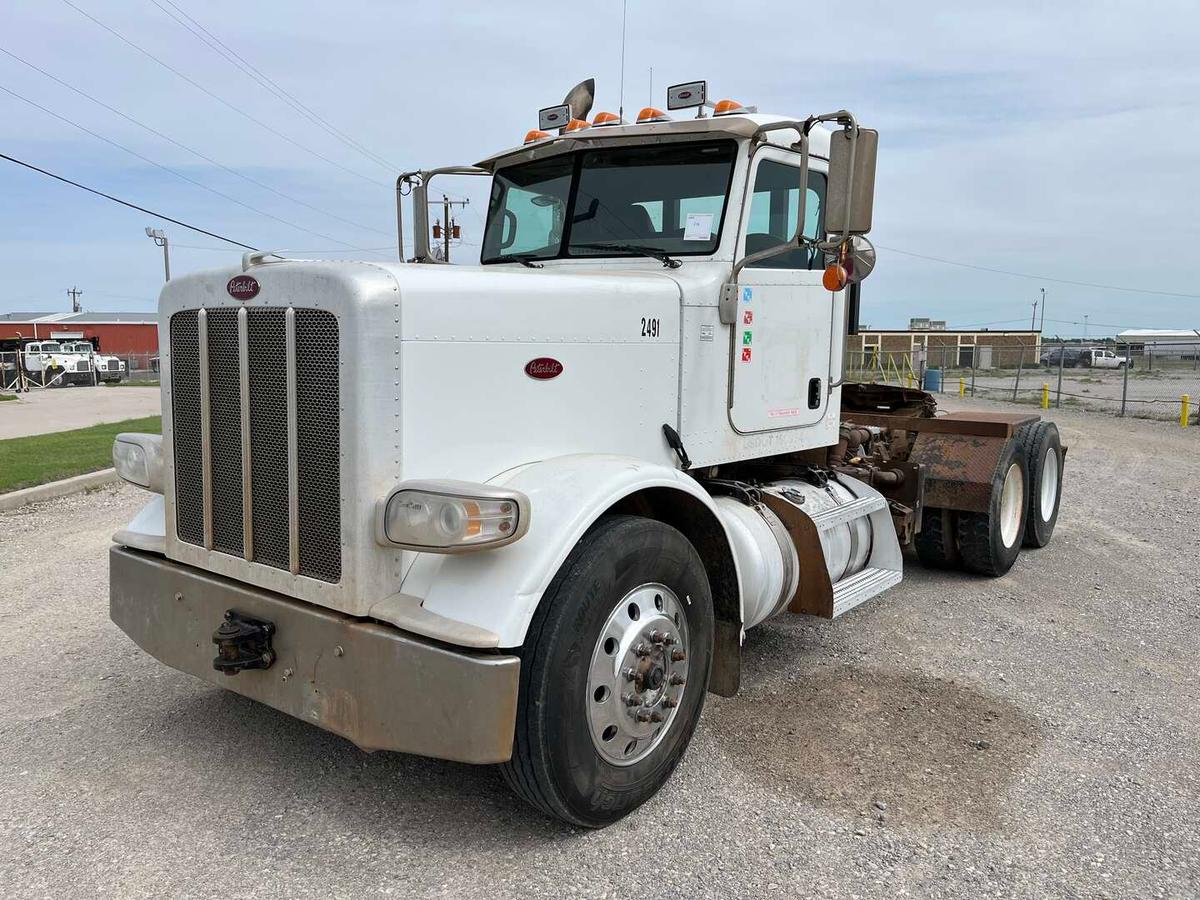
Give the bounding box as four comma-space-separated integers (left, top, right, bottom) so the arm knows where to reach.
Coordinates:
915, 423, 1063, 576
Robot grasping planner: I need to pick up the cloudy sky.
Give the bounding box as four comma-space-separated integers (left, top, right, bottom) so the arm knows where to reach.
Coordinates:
1, 0, 1197, 335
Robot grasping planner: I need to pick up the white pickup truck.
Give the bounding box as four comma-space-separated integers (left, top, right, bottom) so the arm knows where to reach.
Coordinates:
108, 79, 1068, 827
1084, 348, 1128, 369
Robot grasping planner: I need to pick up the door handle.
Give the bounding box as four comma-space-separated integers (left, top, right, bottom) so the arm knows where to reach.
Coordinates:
808, 377, 822, 409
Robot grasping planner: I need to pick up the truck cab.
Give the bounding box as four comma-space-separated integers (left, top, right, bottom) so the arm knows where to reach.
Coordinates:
108, 80, 1065, 828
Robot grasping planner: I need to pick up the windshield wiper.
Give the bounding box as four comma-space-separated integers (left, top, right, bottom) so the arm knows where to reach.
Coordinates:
573, 242, 682, 269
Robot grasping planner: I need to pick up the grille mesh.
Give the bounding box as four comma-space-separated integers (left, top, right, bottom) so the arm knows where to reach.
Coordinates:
170, 311, 203, 546
169, 306, 341, 583
295, 310, 342, 582
247, 309, 290, 572
206, 309, 244, 556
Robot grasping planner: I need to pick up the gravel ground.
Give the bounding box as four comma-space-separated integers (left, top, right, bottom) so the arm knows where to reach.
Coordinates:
0, 386, 161, 439
1, 399, 1197, 899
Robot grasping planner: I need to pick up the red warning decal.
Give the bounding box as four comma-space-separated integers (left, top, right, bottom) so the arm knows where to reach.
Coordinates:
741, 347, 752, 363
743, 310, 753, 325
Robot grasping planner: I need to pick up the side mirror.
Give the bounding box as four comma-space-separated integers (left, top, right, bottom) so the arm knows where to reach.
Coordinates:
825, 127, 878, 237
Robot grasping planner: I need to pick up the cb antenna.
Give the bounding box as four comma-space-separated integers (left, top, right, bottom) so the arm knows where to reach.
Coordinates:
618, 0, 627, 122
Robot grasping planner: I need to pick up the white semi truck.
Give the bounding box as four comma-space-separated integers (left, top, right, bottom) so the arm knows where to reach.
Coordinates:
109, 81, 1066, 827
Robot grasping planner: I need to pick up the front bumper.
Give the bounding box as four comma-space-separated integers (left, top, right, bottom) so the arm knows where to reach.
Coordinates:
109, 547, 520, 763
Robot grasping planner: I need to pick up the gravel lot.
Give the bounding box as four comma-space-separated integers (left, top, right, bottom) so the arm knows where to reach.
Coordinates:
1, 399, 1197, 899
0, 386, 161, 439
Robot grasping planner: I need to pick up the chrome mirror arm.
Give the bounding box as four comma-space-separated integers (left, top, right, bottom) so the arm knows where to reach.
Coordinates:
396, 166, 489, 263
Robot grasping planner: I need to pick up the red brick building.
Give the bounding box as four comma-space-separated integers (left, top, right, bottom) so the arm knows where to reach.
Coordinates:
0, 311, 158, 356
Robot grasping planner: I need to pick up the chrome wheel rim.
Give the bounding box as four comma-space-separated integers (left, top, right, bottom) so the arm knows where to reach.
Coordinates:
999, 462, 1024, 548
586, 583, 689, 767
1039, 447, 1060, 523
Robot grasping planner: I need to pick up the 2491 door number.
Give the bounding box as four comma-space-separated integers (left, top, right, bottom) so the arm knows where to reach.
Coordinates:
640, 317, 661, 338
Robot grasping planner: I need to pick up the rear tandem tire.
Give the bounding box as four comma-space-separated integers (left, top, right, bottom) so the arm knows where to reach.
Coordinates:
499, 514, 714, 828
914, 506, 961, 569
1017, 421, 1064, 548
955, 439, 1029, 577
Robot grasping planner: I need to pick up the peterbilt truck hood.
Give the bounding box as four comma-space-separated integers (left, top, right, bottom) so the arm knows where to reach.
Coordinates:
155, 258, 686, 619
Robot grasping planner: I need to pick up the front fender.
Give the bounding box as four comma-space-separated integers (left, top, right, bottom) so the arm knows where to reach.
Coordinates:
401, 454, 743, 649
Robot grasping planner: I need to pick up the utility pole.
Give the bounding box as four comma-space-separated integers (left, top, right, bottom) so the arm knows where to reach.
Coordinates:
1030, 298, 1037, 331
429, 194, 469, 263
145, 227, 170, 281
1039, 287, 1046, 333
67, 286, 83, 312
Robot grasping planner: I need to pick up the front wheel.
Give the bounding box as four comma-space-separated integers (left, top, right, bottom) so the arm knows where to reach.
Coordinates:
500, 515, 714, 827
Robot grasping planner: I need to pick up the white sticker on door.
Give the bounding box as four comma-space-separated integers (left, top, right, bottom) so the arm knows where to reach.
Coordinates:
683, 212, 714, 241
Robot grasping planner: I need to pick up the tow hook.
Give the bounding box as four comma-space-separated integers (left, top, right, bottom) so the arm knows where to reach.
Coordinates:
212, 610, 276, 676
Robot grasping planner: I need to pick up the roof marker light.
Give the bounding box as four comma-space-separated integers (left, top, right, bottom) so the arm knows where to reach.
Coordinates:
592, 111, 621, 126
524, 129, 551, 144
563, 118, 590, 133
713, 98, 748, 116
636, 106, 671, 124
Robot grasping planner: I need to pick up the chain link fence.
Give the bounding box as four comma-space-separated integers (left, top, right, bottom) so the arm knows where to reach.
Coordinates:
1, 350, 160, 393
846, 337, 1199, 426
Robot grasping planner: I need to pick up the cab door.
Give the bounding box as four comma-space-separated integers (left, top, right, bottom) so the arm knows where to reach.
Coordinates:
728, 149, 836, 433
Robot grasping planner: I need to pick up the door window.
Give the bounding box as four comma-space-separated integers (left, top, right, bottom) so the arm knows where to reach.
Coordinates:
745, 159, 826, 269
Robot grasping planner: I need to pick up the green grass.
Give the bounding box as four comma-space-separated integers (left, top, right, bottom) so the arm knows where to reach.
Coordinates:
104, 379, 160, 387
0, 393, 16, 402
0, 415, 161, 494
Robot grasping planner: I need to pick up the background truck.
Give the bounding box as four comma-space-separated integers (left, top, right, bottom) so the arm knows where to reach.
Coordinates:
60, 340, 126, 382
19, 340, 94, 386
108, 79, 1067, 828
1083, 347, 1128, 368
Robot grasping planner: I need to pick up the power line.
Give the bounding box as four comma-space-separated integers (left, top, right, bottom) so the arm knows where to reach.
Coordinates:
59, 0, 386, 189
0, 81, 366, 248
876, 243, 1200, 300
149, 0, 398, 173
0, 150, 257, 249
0, 46, 392, 238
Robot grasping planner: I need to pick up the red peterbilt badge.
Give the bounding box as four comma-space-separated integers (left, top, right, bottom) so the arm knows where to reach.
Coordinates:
525, 357, 564, 380
226, 275, 260, 300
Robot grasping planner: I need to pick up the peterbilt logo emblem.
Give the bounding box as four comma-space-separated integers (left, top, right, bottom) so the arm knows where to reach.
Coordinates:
226, 275, 260, 300
525, 357, 563, 380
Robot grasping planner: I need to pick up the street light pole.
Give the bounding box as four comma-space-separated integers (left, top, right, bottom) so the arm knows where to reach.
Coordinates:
1039, 287, 1046, 333
145, 227, 170, 281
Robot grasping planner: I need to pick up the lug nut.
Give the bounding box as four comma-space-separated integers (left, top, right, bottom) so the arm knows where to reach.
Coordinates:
650, 711, 665, 723
649, 630, 670, 645
669, 673, 685, 686
635, 709, 653, 723
622, 692, 640, 707
633, 642, 651, 658
662, 695, 679, 709
622, 667, 638, 681
671, 648, 687, 662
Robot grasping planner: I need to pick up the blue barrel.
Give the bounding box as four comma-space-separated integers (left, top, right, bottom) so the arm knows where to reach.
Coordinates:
922, 367, 943, 392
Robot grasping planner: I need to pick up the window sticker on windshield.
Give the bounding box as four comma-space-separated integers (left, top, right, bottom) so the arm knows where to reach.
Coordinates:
683, 212, 714, 241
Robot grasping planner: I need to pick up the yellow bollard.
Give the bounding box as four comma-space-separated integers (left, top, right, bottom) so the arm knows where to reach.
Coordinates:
959, 377, 965, 398
1042, 383, 1049, 409
1183, 394, 1191, 428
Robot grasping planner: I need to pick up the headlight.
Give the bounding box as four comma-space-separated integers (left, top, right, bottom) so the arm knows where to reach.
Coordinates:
112, 433, 164, 493
377, 480, 529, 552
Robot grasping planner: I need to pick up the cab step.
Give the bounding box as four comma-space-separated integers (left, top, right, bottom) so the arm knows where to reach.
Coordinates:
831, 566, 903, 618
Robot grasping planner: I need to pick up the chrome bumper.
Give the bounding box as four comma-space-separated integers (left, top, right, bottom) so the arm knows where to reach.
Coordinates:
109, 547, 520, 764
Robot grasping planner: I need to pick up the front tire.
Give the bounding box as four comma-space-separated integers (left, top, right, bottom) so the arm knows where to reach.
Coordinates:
955, 440, 1029, 576
500, 515, 714, 827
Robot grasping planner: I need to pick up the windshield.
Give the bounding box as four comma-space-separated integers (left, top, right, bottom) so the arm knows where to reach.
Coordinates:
35, 342, 61, 353
482, 139, 738, 264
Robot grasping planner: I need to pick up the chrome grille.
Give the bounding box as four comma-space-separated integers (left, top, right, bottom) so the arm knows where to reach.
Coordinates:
169, 306, 341, 583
